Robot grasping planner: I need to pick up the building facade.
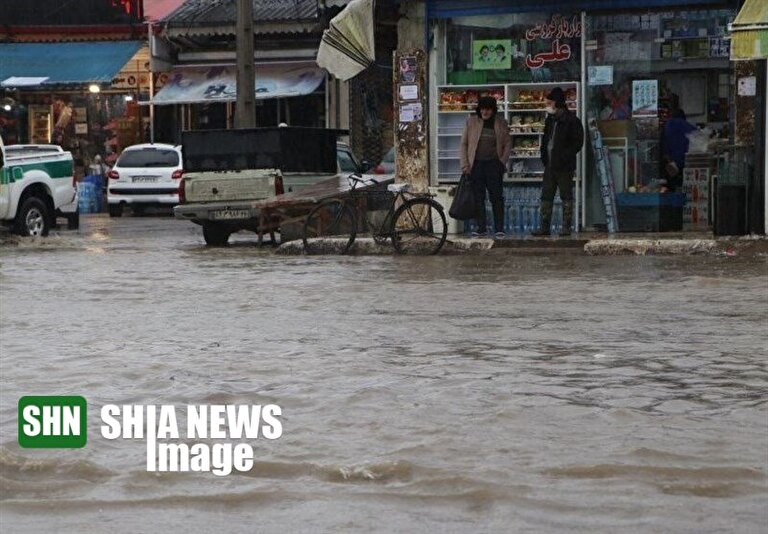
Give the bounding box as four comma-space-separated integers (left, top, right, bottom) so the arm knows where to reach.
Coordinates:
398, 0, 763, 233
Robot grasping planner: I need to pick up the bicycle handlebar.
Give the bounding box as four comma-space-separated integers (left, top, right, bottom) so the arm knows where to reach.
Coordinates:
347, 173, 379, 187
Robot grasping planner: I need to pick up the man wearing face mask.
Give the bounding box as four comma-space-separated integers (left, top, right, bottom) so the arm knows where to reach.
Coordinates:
460, 96, 512, 237
533, 87, 584, 236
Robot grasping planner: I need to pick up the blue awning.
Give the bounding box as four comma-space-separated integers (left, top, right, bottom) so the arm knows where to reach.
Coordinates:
427, 0, 727, 18
0, 41, 143, 87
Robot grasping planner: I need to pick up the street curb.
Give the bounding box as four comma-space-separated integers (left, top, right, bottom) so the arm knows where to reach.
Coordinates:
276, 237, 495, 255
275, 234, 768, 257
584, 239, 719, 256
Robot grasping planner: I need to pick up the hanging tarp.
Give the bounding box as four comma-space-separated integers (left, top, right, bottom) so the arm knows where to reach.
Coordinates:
146, 62, 325, 105
316, 0, 375, 81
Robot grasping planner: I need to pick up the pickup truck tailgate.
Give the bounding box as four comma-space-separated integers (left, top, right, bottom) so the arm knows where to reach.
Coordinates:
184, 169, 279, 202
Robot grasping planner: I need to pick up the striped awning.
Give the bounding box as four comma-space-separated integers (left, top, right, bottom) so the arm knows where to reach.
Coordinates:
730, 0, 768, 60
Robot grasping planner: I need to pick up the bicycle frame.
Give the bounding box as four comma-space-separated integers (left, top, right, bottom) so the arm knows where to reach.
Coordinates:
346, 174, 432, 238
303, 174, 447, 255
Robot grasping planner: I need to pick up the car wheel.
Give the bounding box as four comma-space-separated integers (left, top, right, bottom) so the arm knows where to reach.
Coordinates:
203, 222, 231, 246
15, 197, 51, 237
67, 212, 80, 230
109, 204, 123, 217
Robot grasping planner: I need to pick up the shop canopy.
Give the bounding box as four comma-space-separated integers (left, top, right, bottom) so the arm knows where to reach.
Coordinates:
426, 0, 726, 18
0, 41, 143, 87
146, 62, 325, 105
730, 0, 768, 60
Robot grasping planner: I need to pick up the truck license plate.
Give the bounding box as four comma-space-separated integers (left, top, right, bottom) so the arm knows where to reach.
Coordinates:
211, 209, 249, 220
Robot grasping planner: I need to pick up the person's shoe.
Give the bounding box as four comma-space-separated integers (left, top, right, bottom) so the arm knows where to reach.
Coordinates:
494, 231, 506, 239
469, 231, 484, 238
531, 227, 550, 237
558, 228, 572, 237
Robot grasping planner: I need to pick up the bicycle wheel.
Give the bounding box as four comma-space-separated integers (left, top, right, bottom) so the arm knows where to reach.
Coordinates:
303, 200, 356, 254
392, 198, 447, 255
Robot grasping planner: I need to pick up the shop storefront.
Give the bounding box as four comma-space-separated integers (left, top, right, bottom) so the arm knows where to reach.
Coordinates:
0, 41, 151, 173
143, 61, 330, 143
583, 6, 738, 232
429, 9, 584, 232
145, 0, 347, 145
425, 0, 741, 234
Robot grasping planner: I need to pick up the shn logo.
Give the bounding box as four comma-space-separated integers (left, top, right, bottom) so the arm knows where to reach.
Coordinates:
18, 396, 87, 448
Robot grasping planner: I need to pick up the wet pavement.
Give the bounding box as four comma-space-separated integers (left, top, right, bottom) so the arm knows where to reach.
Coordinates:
1, 214, 767, 533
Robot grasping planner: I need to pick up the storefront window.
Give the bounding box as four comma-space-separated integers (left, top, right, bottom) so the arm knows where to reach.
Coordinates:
581, 8, 737, 229
445, 13, 582, 84
584, 8, 735, 193
11, 92, 147, 173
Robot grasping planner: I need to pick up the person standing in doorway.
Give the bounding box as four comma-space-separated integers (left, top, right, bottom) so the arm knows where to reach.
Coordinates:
533, 87, 584, 236
460, 96, 512, 237
662, 108, 696, 192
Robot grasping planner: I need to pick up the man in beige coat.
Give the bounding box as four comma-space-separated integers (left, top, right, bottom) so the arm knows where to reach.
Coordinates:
460, 96, 512, 237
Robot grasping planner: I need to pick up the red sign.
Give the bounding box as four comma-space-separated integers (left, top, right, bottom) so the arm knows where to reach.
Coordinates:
524, 15, 581, 70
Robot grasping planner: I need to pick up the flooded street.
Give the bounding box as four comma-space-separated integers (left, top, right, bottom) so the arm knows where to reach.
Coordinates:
1, 215, 767, 533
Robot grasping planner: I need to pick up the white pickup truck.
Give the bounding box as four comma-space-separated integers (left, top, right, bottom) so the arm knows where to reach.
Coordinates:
174, 128, 374, 245
0, 137, 77, 236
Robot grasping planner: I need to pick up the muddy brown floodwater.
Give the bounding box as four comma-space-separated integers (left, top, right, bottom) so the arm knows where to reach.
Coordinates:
1, 216, 766, 533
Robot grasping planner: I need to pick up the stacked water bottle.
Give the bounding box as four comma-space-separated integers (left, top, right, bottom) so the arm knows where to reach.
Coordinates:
77, 175, 104, 214
465, 186, 564, 235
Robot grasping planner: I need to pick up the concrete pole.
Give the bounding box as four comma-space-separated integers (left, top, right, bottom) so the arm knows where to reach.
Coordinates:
235, 0, 255, 128
148, 21, 155, 142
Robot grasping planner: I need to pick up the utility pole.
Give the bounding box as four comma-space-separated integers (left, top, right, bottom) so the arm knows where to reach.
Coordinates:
235, 0, 255, 128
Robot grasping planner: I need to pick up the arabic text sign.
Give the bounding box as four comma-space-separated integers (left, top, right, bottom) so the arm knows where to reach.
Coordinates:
525, 39, 572, 69
525, 14, 582, 41
632, 79, 658, 118
523, 14, 581, 70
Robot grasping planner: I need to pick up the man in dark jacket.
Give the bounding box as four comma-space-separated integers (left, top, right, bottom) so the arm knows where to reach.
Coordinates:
533, 87, 584, 236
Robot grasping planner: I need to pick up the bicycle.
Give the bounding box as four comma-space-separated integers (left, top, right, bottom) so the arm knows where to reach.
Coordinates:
302, 174, 448, 255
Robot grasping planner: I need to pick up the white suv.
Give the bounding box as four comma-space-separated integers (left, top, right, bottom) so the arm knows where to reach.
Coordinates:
107, 143, 183, 217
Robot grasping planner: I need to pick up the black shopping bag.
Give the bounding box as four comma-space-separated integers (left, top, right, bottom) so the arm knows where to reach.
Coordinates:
448, 173, 476, 220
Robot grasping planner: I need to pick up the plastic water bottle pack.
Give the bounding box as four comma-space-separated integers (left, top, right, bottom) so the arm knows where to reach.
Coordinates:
464, 186, 573, 235
78, 182, 97, 214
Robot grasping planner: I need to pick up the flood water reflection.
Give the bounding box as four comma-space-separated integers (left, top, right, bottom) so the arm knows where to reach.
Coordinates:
1, 216, 766, 533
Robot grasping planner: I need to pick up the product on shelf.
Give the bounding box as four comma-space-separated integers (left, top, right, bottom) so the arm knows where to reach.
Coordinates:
488, 88, 504, 102
509, 113, 545, 133
511, 137, 541, 157
437, 82, 579, 184
439, 87, 504, 111
439, 91, 467, 111
512, 90, 545, 109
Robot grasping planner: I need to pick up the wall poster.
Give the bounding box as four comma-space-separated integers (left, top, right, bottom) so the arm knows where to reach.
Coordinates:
631, 79, 658, 118
472, 40, 513, 70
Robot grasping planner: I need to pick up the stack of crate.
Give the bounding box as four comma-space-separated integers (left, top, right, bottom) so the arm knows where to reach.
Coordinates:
682, 153, 712, 229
